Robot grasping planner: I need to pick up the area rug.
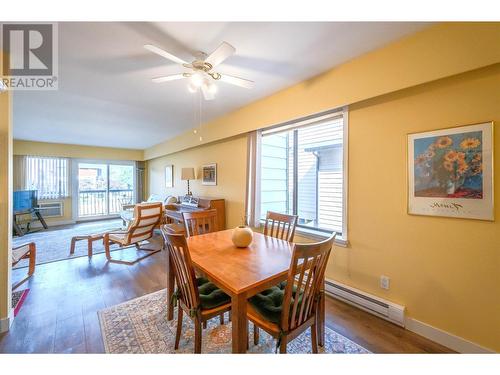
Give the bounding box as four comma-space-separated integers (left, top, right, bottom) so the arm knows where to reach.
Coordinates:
98, 289, 370, 354
12, 289, 29, 317
12, 219, 124, 267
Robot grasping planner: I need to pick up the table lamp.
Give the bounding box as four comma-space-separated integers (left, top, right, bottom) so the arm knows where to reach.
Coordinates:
181, 167, 195, 196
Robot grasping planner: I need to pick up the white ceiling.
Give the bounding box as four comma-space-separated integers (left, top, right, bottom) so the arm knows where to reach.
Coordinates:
13, 22, 431, 149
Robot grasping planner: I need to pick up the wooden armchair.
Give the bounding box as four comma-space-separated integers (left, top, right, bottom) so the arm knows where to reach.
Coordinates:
12, 242, 36, 290
104, 202, 163, 265
247, 233, 336, 353
263, 211, 298, 242
162, 232, 232, 353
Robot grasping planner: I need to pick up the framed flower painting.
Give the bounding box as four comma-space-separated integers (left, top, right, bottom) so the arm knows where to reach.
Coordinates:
408, 122, 494, 220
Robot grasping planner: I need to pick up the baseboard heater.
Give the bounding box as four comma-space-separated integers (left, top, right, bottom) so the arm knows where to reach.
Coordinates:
324, 279, 406, 327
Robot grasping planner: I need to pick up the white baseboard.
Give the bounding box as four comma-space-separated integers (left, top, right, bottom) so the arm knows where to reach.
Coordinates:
405, 317, 495, 353
0, 309, 14, 333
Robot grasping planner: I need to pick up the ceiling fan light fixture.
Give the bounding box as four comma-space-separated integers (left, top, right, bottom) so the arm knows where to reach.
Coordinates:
190, 71, 205, 88
207, 81, 217, 95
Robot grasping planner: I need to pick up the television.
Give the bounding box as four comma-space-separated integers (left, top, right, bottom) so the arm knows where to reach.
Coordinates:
13, 190, 38, 214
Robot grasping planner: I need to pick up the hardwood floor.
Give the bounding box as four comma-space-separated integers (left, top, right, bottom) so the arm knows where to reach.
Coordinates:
1, 237, 453, 353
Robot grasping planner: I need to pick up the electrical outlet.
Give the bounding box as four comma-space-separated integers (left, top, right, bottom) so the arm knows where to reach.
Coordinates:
380, 275, 390, 290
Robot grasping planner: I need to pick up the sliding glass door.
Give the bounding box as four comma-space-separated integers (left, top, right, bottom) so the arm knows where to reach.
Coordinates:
76, 161, 135, 219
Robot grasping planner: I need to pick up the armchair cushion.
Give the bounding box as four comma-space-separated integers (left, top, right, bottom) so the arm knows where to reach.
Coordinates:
196, 277, 231, 310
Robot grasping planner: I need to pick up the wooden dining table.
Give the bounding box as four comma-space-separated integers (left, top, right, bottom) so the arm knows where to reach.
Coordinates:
166, 229, 326, 353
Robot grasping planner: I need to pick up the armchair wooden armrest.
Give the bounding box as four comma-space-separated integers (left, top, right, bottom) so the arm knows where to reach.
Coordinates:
12, 242, 36, 289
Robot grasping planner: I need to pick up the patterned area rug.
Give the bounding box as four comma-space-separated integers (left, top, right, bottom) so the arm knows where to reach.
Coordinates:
98, 289, 370, 354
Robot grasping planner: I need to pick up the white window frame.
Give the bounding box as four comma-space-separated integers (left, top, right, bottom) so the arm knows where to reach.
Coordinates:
260, 107, 349, 247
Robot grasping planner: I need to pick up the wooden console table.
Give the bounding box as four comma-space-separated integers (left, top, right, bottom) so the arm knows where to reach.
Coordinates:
164, 197, 226, 231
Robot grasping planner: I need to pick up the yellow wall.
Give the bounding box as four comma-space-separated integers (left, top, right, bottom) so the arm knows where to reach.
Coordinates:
13, 141, 143, 225
145, 23, 500, 351
0, 58, 13, 323
145, 22, 500, 160
14, 140, 143, 161
341, 64, 500, 352
146, 136, 247, 229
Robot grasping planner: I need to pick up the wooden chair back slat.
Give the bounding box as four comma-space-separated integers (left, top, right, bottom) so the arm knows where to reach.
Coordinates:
263, 211, 298, 242
280, 233, 336, 332
182, 209, 218, 238
161, 231, 200, 312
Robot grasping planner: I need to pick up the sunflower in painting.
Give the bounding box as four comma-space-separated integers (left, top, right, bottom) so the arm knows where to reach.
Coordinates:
436, 136, 453, 148
460, 137, 481, 150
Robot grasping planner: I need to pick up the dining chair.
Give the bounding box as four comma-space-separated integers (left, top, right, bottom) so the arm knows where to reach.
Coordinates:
181, 209, 226, 326
162, 232, 232, 353
247, 232, 336, 353
104, 202, 163, 265
263, 211, 298, 242
182, 209, 218, 237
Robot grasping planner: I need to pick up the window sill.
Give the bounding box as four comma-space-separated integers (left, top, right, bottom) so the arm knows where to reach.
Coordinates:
294, 226, 349, 248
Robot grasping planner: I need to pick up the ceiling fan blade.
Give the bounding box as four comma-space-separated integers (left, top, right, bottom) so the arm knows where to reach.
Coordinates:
144, 44, 188, 65
205, 42, 236, 68
201, 84, 215, 101
219, 74, 254, 89
151, 74, 186, 83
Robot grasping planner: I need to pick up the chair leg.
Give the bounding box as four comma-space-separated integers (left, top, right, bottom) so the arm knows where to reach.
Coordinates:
228, 310, 231, 321
219, 313, 224, 325
194, 320, 202, 354
246, 321, 250, 350
70, 238, 76, 255
279, 336, 287, 354
253, 324, 259, 345
87, 239, 93, 257
174, 307, 183, 350
203, 320, 207, 329
311, 324, 318, 353
104, 236, 112, 260
28, 245, 36, 276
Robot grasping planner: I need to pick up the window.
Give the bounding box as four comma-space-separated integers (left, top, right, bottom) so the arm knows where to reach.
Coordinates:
26, 156, 69, 199
260, 110, 346, 236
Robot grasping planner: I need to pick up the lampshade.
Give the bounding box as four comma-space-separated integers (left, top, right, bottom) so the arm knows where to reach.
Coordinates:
181, 167, 195, 180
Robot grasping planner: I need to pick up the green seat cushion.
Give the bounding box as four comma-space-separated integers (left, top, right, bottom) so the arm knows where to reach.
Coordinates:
196, 277, 231, 310
248, 284, 303, 324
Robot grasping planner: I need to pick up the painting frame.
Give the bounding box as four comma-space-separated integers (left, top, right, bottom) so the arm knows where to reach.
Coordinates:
407, 121, 494, 221
202, 163, 217, 186
165, 165, 174, 188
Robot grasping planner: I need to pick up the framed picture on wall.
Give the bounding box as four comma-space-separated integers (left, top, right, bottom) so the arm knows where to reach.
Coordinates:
202, 163, 217, 186
407, 121, 494, 220
165, 165, 174, 188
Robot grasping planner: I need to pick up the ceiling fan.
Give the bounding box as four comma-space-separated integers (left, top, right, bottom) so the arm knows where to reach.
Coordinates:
144, 41, 254, 100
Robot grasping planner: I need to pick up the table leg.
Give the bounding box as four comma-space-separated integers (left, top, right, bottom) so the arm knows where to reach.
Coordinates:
167, 252, 175, 321
231, 293, 248, 353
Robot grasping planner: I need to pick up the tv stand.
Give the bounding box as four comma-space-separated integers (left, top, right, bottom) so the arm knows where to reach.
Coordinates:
13, 208, 48, 237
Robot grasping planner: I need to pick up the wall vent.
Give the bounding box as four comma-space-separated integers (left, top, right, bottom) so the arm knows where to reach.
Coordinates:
37, 201, 64, 218
325, 279, 406, 327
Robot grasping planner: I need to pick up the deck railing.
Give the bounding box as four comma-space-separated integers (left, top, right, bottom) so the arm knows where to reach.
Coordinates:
78, 189, 134, 217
